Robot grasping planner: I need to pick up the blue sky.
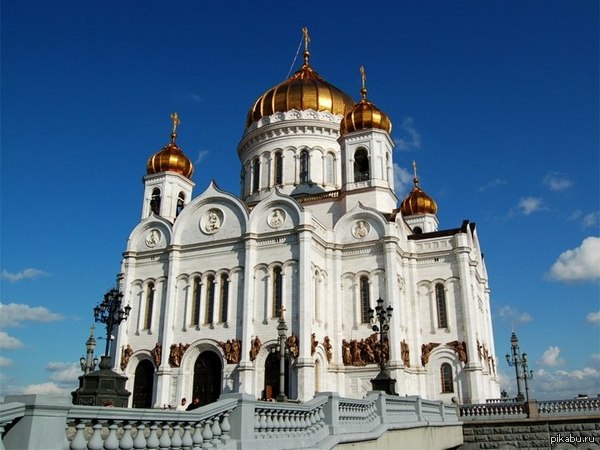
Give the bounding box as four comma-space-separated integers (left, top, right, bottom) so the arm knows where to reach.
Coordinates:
1, 1, 598, 401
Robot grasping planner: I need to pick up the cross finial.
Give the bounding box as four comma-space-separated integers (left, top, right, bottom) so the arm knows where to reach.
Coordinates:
170, 112, 180, 134
302, 27, 310, 64
360, 66, 367, 100
412, 160, 419, 186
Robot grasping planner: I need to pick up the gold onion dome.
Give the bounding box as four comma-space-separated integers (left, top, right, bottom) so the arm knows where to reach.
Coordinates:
147, 113, 194, 179
340, 66, 392, 135
245, 28, 355, 128
400, 162, 438, 216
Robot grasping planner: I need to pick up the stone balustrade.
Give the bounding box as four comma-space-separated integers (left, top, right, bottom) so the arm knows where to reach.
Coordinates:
1, 392, 462, 450
538, 397, 600, 416
460, 398, 600, 421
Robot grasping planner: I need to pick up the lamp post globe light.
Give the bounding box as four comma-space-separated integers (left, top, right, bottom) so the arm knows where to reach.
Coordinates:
94, 288, 131, 365
505, 331, 534, 402
368, 297, 396, 395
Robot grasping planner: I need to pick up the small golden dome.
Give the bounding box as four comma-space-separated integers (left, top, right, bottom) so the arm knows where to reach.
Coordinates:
340, 67, 392, 135
400, 162, 437, 216
147, 113, 194, 179
245, 49, 354, 128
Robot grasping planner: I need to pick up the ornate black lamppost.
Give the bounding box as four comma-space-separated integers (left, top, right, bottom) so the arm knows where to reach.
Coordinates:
276, 308, 288, 402
94, 288, 131, 364
505, 331, 534, 402
79, 325, 99, 374
72, 288, 132, 406
368, 297, 396, 395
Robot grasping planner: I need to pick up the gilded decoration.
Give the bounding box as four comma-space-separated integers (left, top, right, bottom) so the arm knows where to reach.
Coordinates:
219, 339, 242, 364
145, 229, 161, 248
168, 343, 190, 368
151, 343, 162, 367
287, 334, 299, 359
420, 342, 440, 366
120, 344, 133, 370
249, 336, 261, 361
342, 333, 388, 366
447, 340, 468, 363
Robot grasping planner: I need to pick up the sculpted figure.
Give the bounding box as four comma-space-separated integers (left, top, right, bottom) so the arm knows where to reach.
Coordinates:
421, 342, 440, 366
249, 336, 261, 361
401, 339, 410, 367
324, 336, 333, 362
342, 339, 352, 365
351, 340, 365, 366
121, 344, 133, 370
311, 333, 318, 356
151, 343, 162, 367
287, 334, 299, 358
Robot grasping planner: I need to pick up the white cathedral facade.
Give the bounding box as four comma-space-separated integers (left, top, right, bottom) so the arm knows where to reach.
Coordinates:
113, 37, 500, 408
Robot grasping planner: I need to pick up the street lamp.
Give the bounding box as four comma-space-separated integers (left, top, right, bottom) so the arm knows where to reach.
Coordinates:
505, 331, 534, 402
79, 325, 99, 374
276, 307, 288, 402
93, 288, 131, 359
368, 297, 396, 395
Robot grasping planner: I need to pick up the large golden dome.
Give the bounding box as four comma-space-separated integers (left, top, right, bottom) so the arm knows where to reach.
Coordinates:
400, 162, 437, 216
147, 113, 194, 179
245, 50, 354, 128
340, 67, 392, 135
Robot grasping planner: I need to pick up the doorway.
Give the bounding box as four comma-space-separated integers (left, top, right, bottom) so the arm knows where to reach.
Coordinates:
192, 351, 222, 406
132, 359, 154, 408
264, 352, 290, 400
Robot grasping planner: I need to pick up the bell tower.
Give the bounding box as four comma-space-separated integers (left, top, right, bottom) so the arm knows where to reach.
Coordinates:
142, 113, 195, 222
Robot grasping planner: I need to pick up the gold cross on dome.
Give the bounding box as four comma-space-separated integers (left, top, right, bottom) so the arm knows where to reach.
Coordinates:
302, 27, 310, 52
412, 160, 418, 178
170, 112, 181, 134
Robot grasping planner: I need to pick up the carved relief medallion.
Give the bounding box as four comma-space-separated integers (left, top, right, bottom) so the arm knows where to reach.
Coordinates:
201, 208, 223, 234
352, 220, 370, 239
268, 208, 286, 228
145, 229, 161, 248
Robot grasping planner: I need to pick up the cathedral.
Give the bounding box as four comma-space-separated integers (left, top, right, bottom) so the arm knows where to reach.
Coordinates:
113, 31, 500, 408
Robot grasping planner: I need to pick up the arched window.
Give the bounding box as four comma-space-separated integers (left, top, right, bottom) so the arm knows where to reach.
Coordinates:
252, 158, 260, 193
274, 152, 283, 185
272, 267, 283, 317
219, 273, 229, 323
176, 192, 185, 217
359, 276, 370, 323
144, 283, 154, 330
299, 150, 309, 183
191, 277, 201, 326
441, 363, 454, 393
435, 283, 448, 328
150, 188, 161, 215
325, 153, 334, 184
353, 149, 370, 182
205, 275, 215, 325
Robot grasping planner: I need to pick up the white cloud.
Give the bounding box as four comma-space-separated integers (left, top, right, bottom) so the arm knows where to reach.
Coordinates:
539, 346, 565, 367
582, 211, 599, 229
0, 331, 23, 349
516, 197, 545, 215
533, 367, 600, 400
586, 311, 600, 325
497, 305, 533, 324
478, 178, 507, 192
0, 356, 13, 368
548, 236, 600, 282
543, 172, 572, 191
0, 303, 64, 328
46, 362, 81, 386
394, 117, 421, 151
23, 382, 67, 395
195, 150, 209, 164
0, 268, 48, 282
393, 163, 413, 198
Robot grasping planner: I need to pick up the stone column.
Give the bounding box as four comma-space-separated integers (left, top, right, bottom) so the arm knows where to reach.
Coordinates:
238, 236, 257, 395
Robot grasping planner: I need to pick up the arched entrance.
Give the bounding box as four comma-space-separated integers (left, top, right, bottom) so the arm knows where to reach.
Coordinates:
192, 351, 222, 406
132, 359, 154, 408
264, 352, 289, 400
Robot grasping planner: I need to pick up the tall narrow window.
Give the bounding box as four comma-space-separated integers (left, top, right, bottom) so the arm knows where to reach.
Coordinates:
144, 283, 154, 330
191, 277, 201, 326
252, 158, 261, 193
435, 283, 448, 328
176, 192, 185, 217
441, 363, 454, 393
353, 149, 369, 182
272, 267, 282, 317
150, 188, 161, 215
274, 152, 283, 185
299, 150, 309, 183
219, 273, 229, 323
325, 153, 334, 184
205, 275, 215, 324
359, 276, 370, 323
